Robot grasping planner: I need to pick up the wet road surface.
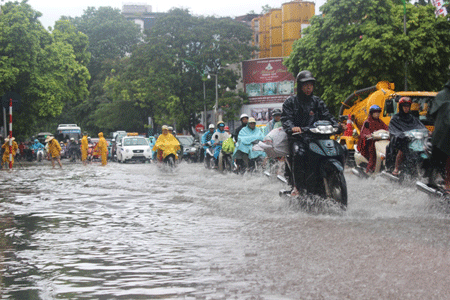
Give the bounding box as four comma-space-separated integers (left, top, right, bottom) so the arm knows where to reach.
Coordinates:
1, 161, 450, 299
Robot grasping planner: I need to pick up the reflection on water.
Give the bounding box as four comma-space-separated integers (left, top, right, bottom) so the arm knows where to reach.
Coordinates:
1, 162, 450, 299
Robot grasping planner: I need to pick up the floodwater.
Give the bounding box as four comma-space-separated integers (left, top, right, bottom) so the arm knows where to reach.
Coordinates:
1, 161, 450, 299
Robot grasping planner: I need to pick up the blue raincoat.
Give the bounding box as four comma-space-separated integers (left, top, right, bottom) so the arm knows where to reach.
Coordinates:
233, 125, 266, 159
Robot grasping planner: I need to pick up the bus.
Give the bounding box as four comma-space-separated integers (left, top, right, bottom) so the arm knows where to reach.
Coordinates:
56, 124, 82, 142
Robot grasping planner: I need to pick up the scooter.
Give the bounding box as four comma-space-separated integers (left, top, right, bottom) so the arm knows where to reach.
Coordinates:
352, 129, 390, 178
279, 121, 348, 208
36, 148, 44, 162
381, 128, 430, 182
218, 149, 234, 173
203, 141, 215, 169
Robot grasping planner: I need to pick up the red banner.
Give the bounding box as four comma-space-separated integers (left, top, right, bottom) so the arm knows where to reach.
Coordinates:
242, 58, 295, 105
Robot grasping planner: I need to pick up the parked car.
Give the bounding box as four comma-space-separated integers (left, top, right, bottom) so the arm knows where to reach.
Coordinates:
116, 136, 152, 163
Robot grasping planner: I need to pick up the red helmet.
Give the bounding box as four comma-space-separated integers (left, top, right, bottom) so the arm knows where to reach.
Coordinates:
398, 97, 412, 106
224, 126, 230, 131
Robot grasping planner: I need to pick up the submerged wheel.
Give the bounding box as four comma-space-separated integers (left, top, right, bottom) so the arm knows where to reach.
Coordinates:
204, 154, 212, 169
167, 156, 175, 168
324, 171, 348, 208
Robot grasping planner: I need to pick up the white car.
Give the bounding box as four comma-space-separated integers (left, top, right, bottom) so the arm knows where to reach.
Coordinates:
117, 136, 152, 163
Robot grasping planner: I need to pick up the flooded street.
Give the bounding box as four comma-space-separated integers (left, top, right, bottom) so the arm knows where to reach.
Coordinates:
1, 162, 450, 299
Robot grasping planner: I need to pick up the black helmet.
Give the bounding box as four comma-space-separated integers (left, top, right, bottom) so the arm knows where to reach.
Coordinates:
296, 70, 316, 84
272, 108, 282, 116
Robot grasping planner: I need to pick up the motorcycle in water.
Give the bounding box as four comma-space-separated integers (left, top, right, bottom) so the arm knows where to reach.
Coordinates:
203, 142, 216, 169
381, 128, 431, 182
36, 148, 44, 162
279, 121, 348, 208
218, 149, 234, 173
352, 129, 390, 178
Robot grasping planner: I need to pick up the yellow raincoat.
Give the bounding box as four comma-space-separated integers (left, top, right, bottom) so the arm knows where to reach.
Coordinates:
48, 138, 62, 158
2, 140, 18, 166
81, 135, 88, 161
152, 133, 180, 160
96, 132, 108, 166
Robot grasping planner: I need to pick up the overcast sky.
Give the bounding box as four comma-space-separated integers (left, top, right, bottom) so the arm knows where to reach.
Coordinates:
26, 0, 328, 29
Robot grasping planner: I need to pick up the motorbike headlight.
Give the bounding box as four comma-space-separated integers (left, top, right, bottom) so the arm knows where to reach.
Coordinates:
191, 147, 196, 152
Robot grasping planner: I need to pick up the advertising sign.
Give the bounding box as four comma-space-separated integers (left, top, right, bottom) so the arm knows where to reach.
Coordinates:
242, 58, 295, 105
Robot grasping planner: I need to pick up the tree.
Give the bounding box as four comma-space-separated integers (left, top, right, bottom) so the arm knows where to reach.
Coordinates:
58, 6, 142, 134
103, 8, 254, 134
284, 0, 450, 112
0, 1, 90, 138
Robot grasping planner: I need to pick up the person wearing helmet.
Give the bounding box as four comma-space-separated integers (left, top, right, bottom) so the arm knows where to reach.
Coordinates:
81, 132, 89, 165
281, 70, 339, 193
30, 138, 45, 161
153, 125, 181, 163
233, 113, 249, 141
233, 117, 265, 171
211, 121, 231, 167
201, 124, 216, 157
265, 108, 283, 135
388, 97, 427, 176
357, 105, 388, 174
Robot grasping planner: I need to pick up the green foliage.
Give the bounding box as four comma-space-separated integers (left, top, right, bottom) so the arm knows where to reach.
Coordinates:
0, 1, 90, 138
285, 0, 450, 112
102, 8, 255, 133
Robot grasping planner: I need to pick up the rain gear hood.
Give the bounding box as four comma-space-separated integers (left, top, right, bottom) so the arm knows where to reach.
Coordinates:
389, 102, 426, 139
153, 132, 181, 159
233, 124, 266, 159
357, 114, 388, 159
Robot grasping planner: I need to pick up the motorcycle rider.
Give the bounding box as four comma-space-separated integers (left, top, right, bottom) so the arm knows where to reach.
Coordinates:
30, 139, 45, 161
153, 125, 180, 163
233, 117, 266, 171
388, 97, 426, 176
265, 108, 282, 134
427, 79, 450, 193
233, 114, 249, 141
201, 124, 215, 155
81, 132, 89, 165
2, 137, 19, 168
45, 136, 62, 168
281, 70, 339, 195
211, 121, 231, 167
357, 105, 388, 174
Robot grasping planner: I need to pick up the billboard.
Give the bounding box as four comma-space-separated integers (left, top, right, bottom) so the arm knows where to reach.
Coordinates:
242, 58, 295, 105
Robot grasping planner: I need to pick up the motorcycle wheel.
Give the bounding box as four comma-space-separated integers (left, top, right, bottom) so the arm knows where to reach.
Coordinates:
324, 171, 348, 208
166, 156, 175, 168
204, 154, 212, 169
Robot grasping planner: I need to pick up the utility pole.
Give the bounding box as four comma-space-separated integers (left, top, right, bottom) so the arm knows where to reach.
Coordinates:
402, 0, 408, 91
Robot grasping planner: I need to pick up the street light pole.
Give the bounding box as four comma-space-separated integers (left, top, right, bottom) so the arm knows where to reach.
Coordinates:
214, 73, 218, 125
203, 80, 206, 126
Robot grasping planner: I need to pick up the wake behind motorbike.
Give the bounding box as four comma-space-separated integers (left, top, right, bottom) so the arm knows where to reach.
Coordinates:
381, 128, 430, 182
352, 129, 390, 178
280, 121, 348, 208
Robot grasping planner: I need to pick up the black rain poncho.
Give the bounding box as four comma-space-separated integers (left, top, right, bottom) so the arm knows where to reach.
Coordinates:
389, 103, 426, 151
430, 80, 450, 156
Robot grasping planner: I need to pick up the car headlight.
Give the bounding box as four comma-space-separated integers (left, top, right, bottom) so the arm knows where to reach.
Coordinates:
126, 149, 130, 153
147, 148, 151, 152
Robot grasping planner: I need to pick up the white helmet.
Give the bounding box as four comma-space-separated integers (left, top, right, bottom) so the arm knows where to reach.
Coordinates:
208, 124, 215, 129
240, 113, 249, 120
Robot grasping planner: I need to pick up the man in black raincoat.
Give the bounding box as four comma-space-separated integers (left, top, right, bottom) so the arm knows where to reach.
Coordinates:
281, 70, 339, 194
429, 80, 450, 192
387, 97, 426, 176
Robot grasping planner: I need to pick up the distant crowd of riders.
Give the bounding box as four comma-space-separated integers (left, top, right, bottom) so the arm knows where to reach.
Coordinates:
2, 70, 450, 200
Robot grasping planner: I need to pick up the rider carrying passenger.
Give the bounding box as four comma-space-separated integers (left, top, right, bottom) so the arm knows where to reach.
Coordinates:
388, 97, 426, 176
153, 125, 180, 163
357, 105, 388, 174
233, 117, 266, 170
211, 121, 231, 167
281, 70, 339, 195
